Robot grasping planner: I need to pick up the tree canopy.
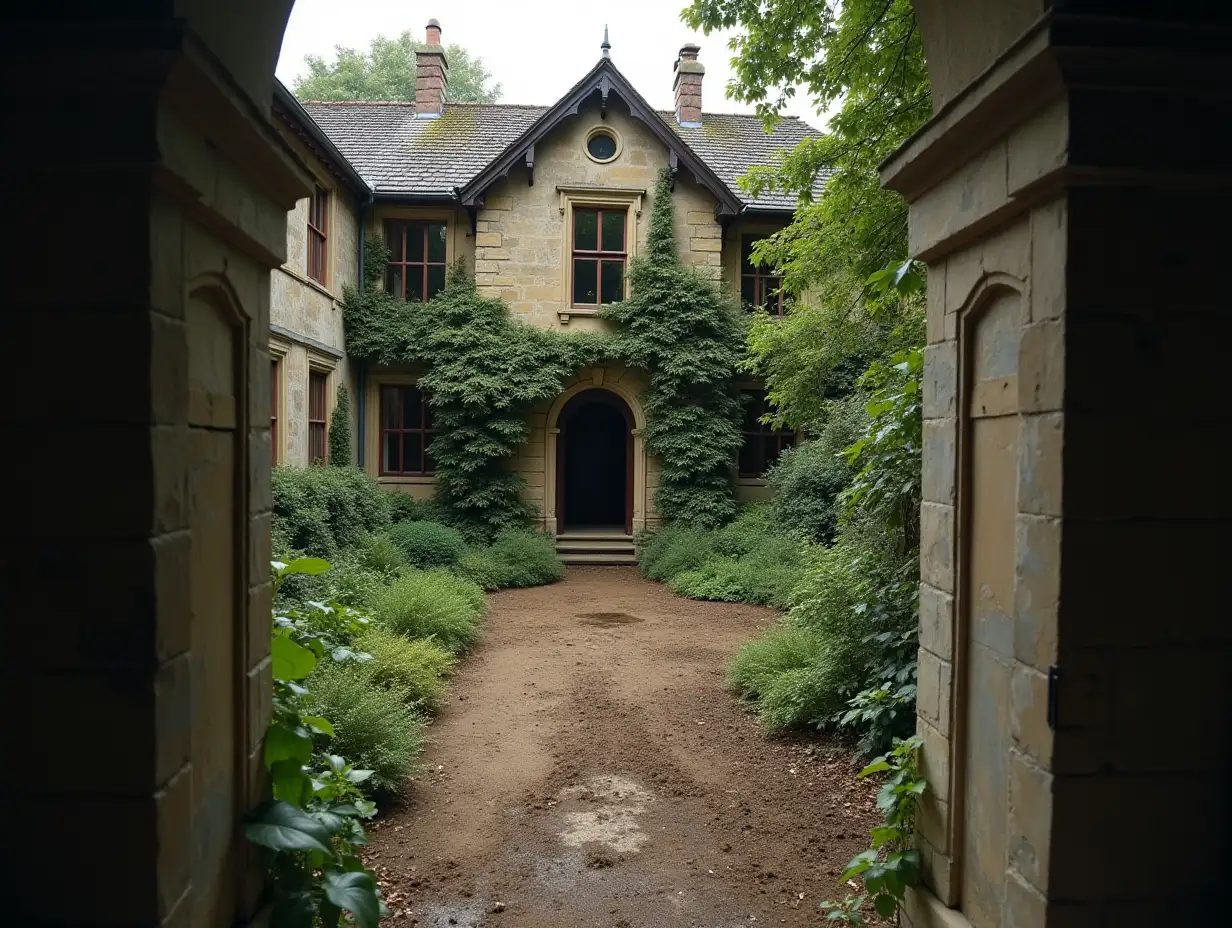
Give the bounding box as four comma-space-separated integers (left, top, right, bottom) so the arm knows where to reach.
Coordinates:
683, 0, 930, 430
293, 31, 501, 103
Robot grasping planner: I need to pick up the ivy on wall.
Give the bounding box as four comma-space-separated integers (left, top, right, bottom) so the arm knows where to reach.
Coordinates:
603, 169, 744, 528
343, 170, 744, 537
344, 243, 607, 539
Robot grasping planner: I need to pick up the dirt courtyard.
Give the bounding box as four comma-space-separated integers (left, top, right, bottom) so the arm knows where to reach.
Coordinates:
365, 567, 881, 927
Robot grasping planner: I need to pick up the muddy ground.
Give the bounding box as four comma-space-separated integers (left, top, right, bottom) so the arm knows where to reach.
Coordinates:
365, 566, 881, 927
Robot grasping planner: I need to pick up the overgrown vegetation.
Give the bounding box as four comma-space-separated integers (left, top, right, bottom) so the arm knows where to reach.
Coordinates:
457, 529, 564, 590
328, 383, 352, 467
603, 169, 744, 527
368, 569, 486, 655
272, 465, 390, 558
344, 245, 606, 539
387, 519, 468, 569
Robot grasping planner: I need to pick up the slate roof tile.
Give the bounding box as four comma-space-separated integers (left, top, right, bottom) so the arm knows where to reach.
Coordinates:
302, 99, 822, 212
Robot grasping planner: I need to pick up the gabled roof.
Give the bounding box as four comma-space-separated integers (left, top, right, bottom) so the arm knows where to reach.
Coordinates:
299, 58, 825, 213
273, 79, 372, 199
458, 57, 742, 216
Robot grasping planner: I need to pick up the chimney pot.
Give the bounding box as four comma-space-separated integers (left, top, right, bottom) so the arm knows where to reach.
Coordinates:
426, 18, 442, 45
673, 44, 704, 127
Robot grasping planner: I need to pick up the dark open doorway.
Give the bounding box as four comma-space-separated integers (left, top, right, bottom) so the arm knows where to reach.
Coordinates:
557, 389, 633, 533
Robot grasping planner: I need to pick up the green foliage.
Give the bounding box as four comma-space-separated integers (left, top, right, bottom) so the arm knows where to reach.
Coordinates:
767, 396, 865, 542
293, 30, 500, 103
386, 519, 469, 569
353, 532, 407, 578
822, 735, 925, 923
272, 465, 390, 559
602, 170, 743, 528
369, 569, 486, 654
636, 526, 715, 582
249, 558, 387, 927
354, 626, 455, 713
457, 529, 564, 590
344, 251, 608, 539
328, 383, 352, 467
307, 660, 427, 796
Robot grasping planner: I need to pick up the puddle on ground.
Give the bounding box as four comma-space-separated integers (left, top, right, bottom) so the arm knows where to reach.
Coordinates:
577, 611, 644, 626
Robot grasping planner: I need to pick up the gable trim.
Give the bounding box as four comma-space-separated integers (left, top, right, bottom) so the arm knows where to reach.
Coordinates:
458, 59, 743, 217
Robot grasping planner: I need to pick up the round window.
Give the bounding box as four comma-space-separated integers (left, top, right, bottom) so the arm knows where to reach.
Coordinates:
586, 130, 618, 162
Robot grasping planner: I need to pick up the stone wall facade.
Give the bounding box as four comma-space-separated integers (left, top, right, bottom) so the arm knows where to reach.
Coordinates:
271, 129, 360, 466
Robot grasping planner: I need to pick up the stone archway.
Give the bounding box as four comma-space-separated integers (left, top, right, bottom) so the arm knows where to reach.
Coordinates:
555, 389, 635, 533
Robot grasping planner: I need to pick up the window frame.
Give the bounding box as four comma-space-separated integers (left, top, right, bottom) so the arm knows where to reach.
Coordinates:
270, 358, 280, 465
740, 235, 786, 316
738, 388, 796, 479
307, 184, 329, 285
571, 205, 628, 308
308, 371, 328, 465
384, 219, 448, 303
378, 384, 438, 477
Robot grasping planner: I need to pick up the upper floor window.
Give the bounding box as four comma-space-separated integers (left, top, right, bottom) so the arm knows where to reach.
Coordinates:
308, 371, 328, 465
380, 385, 437, 476
738, 389, 795, 478
572, 207, 626, 306
307, 184, 329, 284
385, 220, 447, 302
741, 236, 785, 315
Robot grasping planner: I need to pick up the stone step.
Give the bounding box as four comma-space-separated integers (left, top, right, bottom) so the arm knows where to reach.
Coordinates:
560, 553, 640, 566
555, 531, 634, 542
556, 539, 637, 553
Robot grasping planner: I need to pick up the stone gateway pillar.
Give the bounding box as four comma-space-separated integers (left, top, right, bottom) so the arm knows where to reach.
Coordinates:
883, 5, 1232, 927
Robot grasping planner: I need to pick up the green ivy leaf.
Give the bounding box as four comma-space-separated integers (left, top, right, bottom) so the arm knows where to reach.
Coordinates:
322, 870, 382, 928
270, 758, 312, 806
282, 557, 332, 577
265, 722, 314, 767
272, 636, 318, 682
858, 759, 890, 777
874, 893, 898, 918
303, 715, 336, 737
244, 800, 332, 853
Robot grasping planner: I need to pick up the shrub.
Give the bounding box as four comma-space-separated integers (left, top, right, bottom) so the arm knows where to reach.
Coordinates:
670, 542, 804, 609
307, 661, 426, 795
637, 526, 714, 582
354, 532, 407, 578
370, 569, 485, 654
767, 395, 865, 542
458, 530, 563, 590
272, 466, 390, 558
386, 491, 420, 525
387, 520, 469, 570
355, 626, 455, 712
728, 625, 831, 729
328, 383, 352, 466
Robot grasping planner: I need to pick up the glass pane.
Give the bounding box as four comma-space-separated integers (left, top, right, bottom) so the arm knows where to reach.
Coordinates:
401, 387, 423, 429
741, 275, 756, 307
741, 236, 759, 273
738, 439, 759, 477
381, 387, 399, 428
384, 222, 402, 260
573, 259, 598, 304
427, 223, 447, 262
406, 433, 424, 473
600, 260, 624, 304
407, 267, 425, 303
763, 436, 782, 468
587, 132, 617, 160
407, 222, 425, 262
424, 435, 438, 474
427, 264, 446, 300
421, 394, 434, 430
386, 266, 402, 299
383, 433, 400, 473
600, 210, 625, 252
574, 209, 598, 251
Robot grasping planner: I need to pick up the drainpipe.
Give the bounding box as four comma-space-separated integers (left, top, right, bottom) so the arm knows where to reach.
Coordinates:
355, 181, 375, 469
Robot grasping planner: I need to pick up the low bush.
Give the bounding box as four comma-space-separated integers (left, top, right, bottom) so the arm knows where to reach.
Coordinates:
387, 519, 469, 570
370, 569, 485, 654
767, 395, 865, 543
354, 532, 407, 578
457, 530, 563, 590
386, 491, 420, 525
272, 466, 390, 558
637, 526, 714, 582
355, 625, 455, 712
307, 660, 426, 795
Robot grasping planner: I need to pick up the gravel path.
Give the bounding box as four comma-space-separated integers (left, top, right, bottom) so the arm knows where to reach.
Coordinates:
364, 566, 880, 927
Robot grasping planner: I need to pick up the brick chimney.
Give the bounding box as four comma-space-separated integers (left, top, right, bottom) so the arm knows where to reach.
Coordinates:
416, 18, 448, 119
673, 44, 704, 127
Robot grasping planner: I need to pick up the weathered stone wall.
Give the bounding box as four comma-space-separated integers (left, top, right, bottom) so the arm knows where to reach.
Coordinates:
473, 96, 722, 332
271, 128, 360, 466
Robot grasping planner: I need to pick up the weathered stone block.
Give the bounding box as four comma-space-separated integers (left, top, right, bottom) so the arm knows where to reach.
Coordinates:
917, 648, 943, 726
1017, 412, 1063, 517
1010, 663, 1052, 764
1030, 199, 1067, 322
923, 342, 957, 419
919, 718, 950, 804
485, 196, 513, 210
475, 231, 502, 247
919, 583, 954, 660
1007, 750, 1052, 892
922, 417, 957, 504
1017, 319, 1064, 413
1007, 98, 1069, 196
689, 237, 722, 252
920, 502, 955, 593
1013, 514, 1059, 671
1004, 869, 1048, 928
926, 259, 948, 344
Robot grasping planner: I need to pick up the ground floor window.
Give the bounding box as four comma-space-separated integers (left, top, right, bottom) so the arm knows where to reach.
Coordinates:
738, 389, 795, 477
308, 371, 328, 464
380, 384, 437, 476
271, 359, 280, 465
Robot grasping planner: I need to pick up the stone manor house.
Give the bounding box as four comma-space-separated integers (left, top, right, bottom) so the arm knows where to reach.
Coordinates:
269, 20, 821, 554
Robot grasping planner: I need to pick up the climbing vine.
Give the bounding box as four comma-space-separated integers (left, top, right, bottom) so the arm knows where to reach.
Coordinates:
344, 242, 608, 539
603, 169, 744, 528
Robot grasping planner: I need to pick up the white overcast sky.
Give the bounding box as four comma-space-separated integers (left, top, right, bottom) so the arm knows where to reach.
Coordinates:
276, 0, 825, 127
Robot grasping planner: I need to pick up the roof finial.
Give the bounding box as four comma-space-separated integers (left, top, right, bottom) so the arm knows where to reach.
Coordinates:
601, 24, 611, 58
